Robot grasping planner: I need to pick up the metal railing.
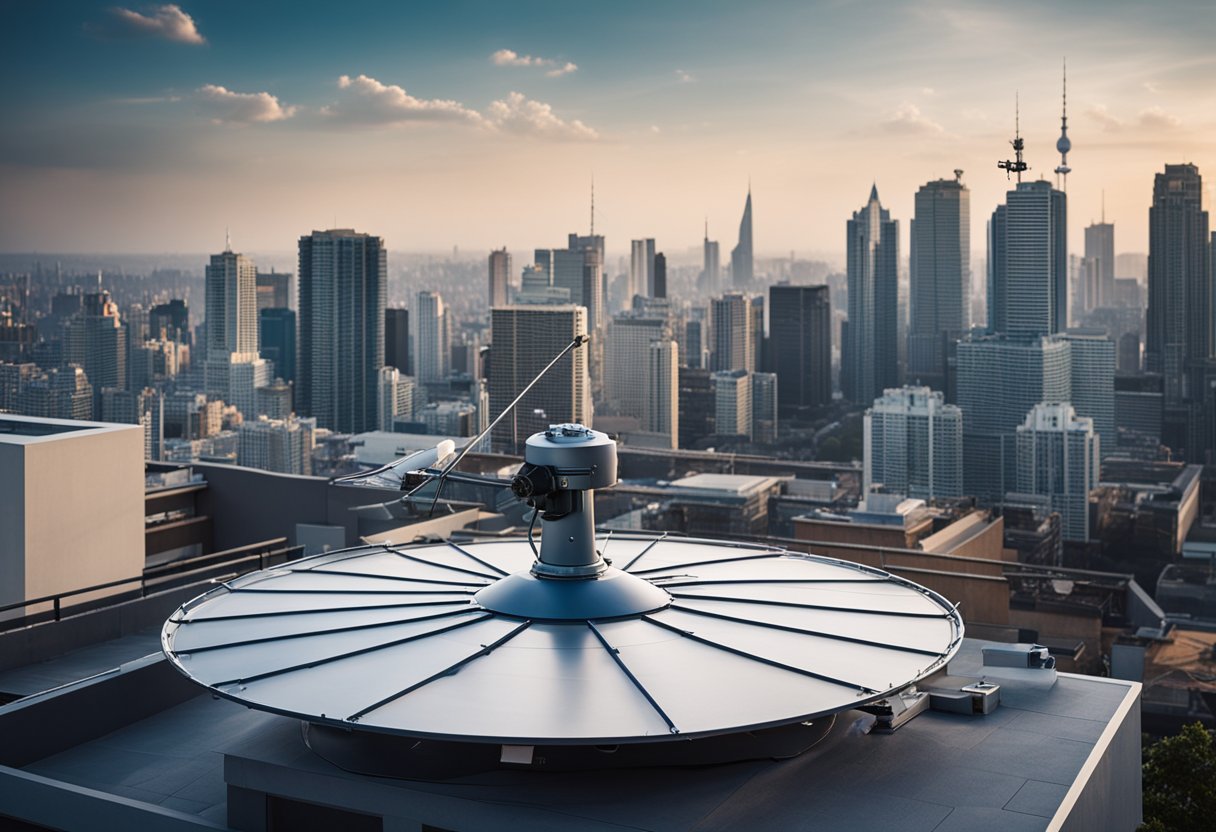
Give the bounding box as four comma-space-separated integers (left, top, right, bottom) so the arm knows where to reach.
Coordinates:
0, 538, 303, 633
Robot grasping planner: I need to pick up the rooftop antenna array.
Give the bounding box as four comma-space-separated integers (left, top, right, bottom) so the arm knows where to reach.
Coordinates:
998, 92, 1029, 182
163, 339, 964, 778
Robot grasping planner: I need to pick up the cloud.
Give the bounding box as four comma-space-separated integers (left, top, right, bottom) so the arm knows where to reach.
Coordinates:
97, 4, 205, 44
675, 69, 695, 83
491, 49, 578, 77
1087, 104, 1122, 131
111, 95, 182, 105
323, 74, 483, 124
484, 91, 598, 140
196, 85, 296, 124
1137, 106, 1181, 129
879, 103, 944, 135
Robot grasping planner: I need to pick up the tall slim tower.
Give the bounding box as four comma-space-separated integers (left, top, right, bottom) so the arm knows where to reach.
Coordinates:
769, 284, 831, 412
843, 184, 900, 403
413, 291, 449, 383
1054, 60, 1072, 191
731, 188, 754, 287
710, 293, 754, 372
703, 221, 721, 293
630, 239, 656, 300
204, 244, 266, 415
297, 229, 386, 434
1083, 219, 1115, 310
909, 173, 970, 391
488, 248, 511, 308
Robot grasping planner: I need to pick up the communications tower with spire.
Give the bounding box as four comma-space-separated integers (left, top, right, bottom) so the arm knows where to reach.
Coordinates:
1054, 59, 1072, 190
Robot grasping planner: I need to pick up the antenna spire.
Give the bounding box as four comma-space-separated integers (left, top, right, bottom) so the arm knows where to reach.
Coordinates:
1054, 58, 1072, 190
224, 226, 231, 253
590, 175, 595, 237
997, 91, 1029, 183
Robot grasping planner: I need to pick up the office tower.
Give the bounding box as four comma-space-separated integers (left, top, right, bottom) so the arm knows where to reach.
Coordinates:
18, 366, 93, 420
864, 386, 963, 501
751, 372, 778, 443
769, 284, 831, 413
297, 229, 386, 434
703, 227, 721, 293
1015, 403, 1099, 542
63, 291, 127, 401
567, 231, 605, 263
256, 270, 291, 312
843, 185, 899, 403
989, 180, 1067, 338
1116, 332, 1140, 374
643, 340, 679, 448
226, 355, 272, 418
713, 369, 752, 439
488, 306, 590, 453
630, 239, 656, 300
710, 293, 753, 372
534, 245, 604, 334
149, 299, 189, 344
606, 315, 669, 416
488, 248, 511, 309
731, 188, 754, 287
678, 367, 715, 448
238, 415, 315, 475
684, 319, 706, 369
384, 308, 409, 375
1146, 165, 1210, 404
204, 246, 266, 416
256, 379, 293, 420
909, 175, 970, 391
1062, 330, 1115, 457
751, 296, 766, 371
956, 335, 1071, 500
1084, 221, 1115, 310
413, 291, 449, 384
259, 308, 296, 384
377, 366, 415, 431
653, 253, 667, 299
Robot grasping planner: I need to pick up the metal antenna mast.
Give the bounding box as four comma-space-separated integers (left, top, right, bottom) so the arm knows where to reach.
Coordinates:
998, 92, 1029, 182
1054, 58, 1072, 191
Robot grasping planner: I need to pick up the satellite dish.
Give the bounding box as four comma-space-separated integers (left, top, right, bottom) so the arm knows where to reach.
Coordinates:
163, 424, 963, 775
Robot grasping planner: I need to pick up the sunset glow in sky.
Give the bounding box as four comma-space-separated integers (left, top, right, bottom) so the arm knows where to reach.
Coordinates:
2, 1, 1214, 261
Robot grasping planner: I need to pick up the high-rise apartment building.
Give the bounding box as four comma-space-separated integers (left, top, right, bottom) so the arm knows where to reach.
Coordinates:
1062, 330, 1116, 457
653, 253, 667, 299
843, 185, 899, 403
909, 175, 970, 391
606, 315, 669, 417
643, 339, 679, 448
297, 229, 386, 434
751, 372, 778, 443
768, 284, 831, 413
238, 415, 315, 476
731, 189, 754, 287
488, 306, 590, 453
206, 249, 259, 358
63, 291, 127, 399
377, 366, 415, 432
710, 293, 753, 373
488, 248, 511, 309
413, 291, 449, 384
864, 386, 963, 502
1015, 403, 1099, 542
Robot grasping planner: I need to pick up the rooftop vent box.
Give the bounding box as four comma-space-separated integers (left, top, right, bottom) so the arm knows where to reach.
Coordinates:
982, 643, 1056, 669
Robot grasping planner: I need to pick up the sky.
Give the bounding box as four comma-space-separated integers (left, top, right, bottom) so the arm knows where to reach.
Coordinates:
2, 0, 1214, 263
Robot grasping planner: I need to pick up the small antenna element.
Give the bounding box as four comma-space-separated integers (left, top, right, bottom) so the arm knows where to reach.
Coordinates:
224, 226, 231, 253
1054, 58, 1071, 190
997, 92, 1029, 182
954, 169, 964, 183
590, 175, 595, 237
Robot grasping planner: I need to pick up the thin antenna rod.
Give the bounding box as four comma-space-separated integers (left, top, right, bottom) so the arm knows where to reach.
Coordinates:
424, 334, 590, 515
590, 175, 595, 237
998, 91, 1029, 182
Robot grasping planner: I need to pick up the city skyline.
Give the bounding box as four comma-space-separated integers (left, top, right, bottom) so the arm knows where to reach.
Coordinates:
2, 2, 1215, 259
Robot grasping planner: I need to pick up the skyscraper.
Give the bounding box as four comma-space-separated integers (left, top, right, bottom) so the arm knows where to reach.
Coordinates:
488, 306, 590, 453
710, 293, 753, 372
864, 386, 963, 502
384, 308, 409, 375
703, 225, 721, 293
768, 284, 831, 413
653, 252, 667, 299
989, 180, 1068, 338
606, 315, 669, 416
1083, 220, 1115, 311
488, 247, 511, 309
843, 185, 899, 403
630, 239, 655, 300
1015, 402, 1099, 543
1062, 330, 1115, 457
751, 372, 778, 443
377, 366, 414, 431
909, 174, 970, 391
259, 307, 296, 383
713, 369, 752, 439
255, 270, 291, 312
413, 291, 449, 383
205, 247, 258, 362
643, 339, 679, 448
297, 229, 386, 434
63, 291, 127, 400
731, 188, 754, 287
1147, 165, 1210, 402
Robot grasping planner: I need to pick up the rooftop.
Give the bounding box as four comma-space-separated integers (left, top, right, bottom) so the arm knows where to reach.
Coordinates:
0, 414, 137, 444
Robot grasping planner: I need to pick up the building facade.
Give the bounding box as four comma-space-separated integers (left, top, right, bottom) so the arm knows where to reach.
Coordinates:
843, 185, 899, 403
769, 284, 831, 412
909, 176, 969, 391
1015, 402, 1099, 542
864, 386, 963, 502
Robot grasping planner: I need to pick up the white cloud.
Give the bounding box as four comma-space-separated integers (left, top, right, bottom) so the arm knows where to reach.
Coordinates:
675, 69, 695, 83
196, 85, 296, 124
491, 49, 578, 77
1087, 104, 1122, 131
323, 74, 483, 124
101, 4, 205, 44
1086, 103, 1181, 132
484, 92, 598, 141
879, 103, 944, 135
